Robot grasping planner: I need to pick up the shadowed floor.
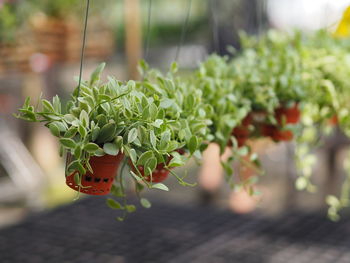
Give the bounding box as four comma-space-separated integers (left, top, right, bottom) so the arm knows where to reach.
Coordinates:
0, 196, 349, 263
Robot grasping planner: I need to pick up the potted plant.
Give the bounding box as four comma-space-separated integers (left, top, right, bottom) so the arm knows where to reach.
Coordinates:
15, 62, 209, 219
132, 61, 211, 183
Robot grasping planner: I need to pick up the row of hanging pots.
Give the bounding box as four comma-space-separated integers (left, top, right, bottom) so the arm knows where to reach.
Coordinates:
231, 103, 301, 147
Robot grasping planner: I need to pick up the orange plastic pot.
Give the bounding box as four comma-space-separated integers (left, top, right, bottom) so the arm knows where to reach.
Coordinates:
66, 153, 123, 195
328, 115, 338, 126
275, 103, 300, 125
241, 114, 253, 126
133, 163, 170, 183
261, 124, 293, 142
232, 126, 250, 147
130, 149, 185, 183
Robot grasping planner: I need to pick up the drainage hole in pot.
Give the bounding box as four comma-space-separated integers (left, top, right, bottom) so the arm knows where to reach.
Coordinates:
103, 178, 109, 183
94, 178, 101, 183
85, 176, 92, 182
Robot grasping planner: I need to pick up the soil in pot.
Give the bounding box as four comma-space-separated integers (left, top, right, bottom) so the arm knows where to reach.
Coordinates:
275, 103, 300, 125
66, 153, 124, 195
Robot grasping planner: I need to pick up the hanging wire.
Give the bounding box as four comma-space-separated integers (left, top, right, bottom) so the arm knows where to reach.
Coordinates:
76, 0, 91, 99
210, 0, 220, 53
66, 0, 91, 177
144, 0, 153, 61
175, 0, 193, 62
256, 0, 266, 37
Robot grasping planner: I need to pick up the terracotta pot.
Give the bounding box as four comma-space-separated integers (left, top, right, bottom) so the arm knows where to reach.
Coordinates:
328, 115, 338, 126
261, 124, 293, 142
241, 114, 253, 126
275, 103, 300, 125
271, 129, 293, 141
232, 126, 250, 147
130, 149, 185, 183
133, 163, 170, 183
66, 153, 124, 195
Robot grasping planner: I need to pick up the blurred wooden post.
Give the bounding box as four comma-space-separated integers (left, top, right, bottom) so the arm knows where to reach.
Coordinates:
124, 0, 142, 80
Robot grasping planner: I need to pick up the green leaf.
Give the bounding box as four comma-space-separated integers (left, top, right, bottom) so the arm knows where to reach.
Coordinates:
137, 151, 154, 166
188, 136, 198, 155
115, 136, 123, 149
129, 149, 137, 163
59, 138, 76, 149
64, 127, 78, 138
103, 143, 119, 156
153, 119, 164, 128
90, 63, 106, 85
53, 95, 61, 113
79, 110, 89, 127
128, 128, 138, 144
78, 124, 87, 138
149, 103, 158, 119
168, 156, 184, 167
170, 61, 178, 73
91, 127, 100, 141
144, 157, 157, 176
152, 183, 169, 191
74, 145, 82, 159
106, 198, 124, 210
140, 198, 151, 208
150, 130, 157, 148
160, 98, 173, 109
48, 123, 60, 137
95, 148, 105, 157
237, 146, 249, 156
42, 99, 55, 113
125, 205, 136, 213
111, 185, 125, 197
84, 143, 99, 153
96, 122, 116, 144
68, 160, 86, 175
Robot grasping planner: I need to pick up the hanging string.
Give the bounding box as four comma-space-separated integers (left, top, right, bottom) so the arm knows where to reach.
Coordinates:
144, 0, 153, 61
76, 0, 91, 99
66, 0, 91, 177
256, 0, 262, 36
175, 0, 193, 62
210, 0, 220, 53
256, 0, 266, 37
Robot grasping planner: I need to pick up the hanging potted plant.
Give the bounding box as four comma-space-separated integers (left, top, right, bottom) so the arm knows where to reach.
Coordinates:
240, 31, 308, 142
131, 61, 211, 183
15, 62, 209, 219
194, 54, 252, 150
